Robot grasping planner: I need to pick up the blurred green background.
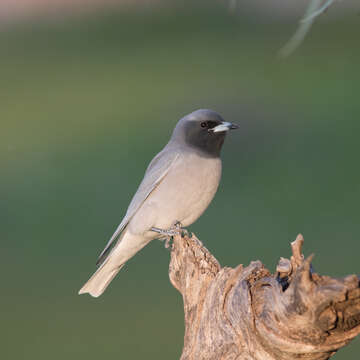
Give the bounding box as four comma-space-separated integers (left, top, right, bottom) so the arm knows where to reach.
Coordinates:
1, 1, 359, 359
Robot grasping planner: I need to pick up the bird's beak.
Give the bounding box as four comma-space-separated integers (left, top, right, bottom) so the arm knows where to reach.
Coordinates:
211, 121, 239, 133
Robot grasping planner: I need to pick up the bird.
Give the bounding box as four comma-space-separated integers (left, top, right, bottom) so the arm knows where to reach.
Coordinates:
79, 109, 238, 297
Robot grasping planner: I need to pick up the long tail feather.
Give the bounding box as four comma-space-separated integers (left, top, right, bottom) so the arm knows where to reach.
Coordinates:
78, 262, 125, 297
79, 232, 150, 297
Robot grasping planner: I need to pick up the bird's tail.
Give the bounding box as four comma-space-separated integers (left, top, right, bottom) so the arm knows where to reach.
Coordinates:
78, 232, 150, 297
78, 261, 125, 298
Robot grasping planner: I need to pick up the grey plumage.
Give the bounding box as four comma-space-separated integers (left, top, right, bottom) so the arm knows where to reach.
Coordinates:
79, 109, 238, 297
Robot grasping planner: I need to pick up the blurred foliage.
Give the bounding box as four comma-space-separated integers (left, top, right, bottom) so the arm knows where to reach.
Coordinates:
1, 3, 359, 359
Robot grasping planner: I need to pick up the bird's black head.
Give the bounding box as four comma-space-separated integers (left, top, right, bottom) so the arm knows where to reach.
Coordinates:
171, 109, 238, 157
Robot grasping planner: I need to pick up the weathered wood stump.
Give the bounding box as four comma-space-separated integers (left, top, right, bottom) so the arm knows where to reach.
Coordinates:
169, 233, 360, 360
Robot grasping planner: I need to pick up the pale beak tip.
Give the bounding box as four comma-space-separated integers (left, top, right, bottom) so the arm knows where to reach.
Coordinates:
210, 121, 239, 133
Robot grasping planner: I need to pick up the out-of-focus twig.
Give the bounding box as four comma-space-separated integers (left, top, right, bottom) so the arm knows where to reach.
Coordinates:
279, 0, 336, 57
228, 0, 337, 57
301, 0, 336, 22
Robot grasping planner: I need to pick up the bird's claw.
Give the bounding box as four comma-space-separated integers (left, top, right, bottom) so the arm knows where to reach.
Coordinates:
151, 227, 180, 237
173, 221, 183, 229
152, 221, 189, 248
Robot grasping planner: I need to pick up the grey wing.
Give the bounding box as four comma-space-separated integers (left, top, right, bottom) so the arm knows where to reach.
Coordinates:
96, 148, 180, 266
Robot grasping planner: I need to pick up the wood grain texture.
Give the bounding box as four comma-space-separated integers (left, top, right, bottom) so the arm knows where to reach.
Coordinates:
169, 233, 360, 360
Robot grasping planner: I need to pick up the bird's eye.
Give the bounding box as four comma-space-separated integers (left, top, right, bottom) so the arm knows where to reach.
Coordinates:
200, 122, 207, 128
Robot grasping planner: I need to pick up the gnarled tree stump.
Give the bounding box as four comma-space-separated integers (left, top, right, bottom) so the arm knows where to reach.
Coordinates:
169, 233, 360, 360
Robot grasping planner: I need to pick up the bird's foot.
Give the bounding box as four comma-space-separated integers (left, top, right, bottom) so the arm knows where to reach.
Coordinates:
151, 227, 178, 248
151, 227, 179, 237
172, 221, 193, 238
152, 221, 189, 248
172, 221, 183, 229
171, 221, 193, 239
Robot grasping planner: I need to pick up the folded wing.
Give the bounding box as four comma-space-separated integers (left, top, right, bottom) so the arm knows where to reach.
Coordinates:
96, 148, 180, 266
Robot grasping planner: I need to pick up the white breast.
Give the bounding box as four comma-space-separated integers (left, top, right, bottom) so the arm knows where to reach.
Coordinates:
149, 152, 222, 229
